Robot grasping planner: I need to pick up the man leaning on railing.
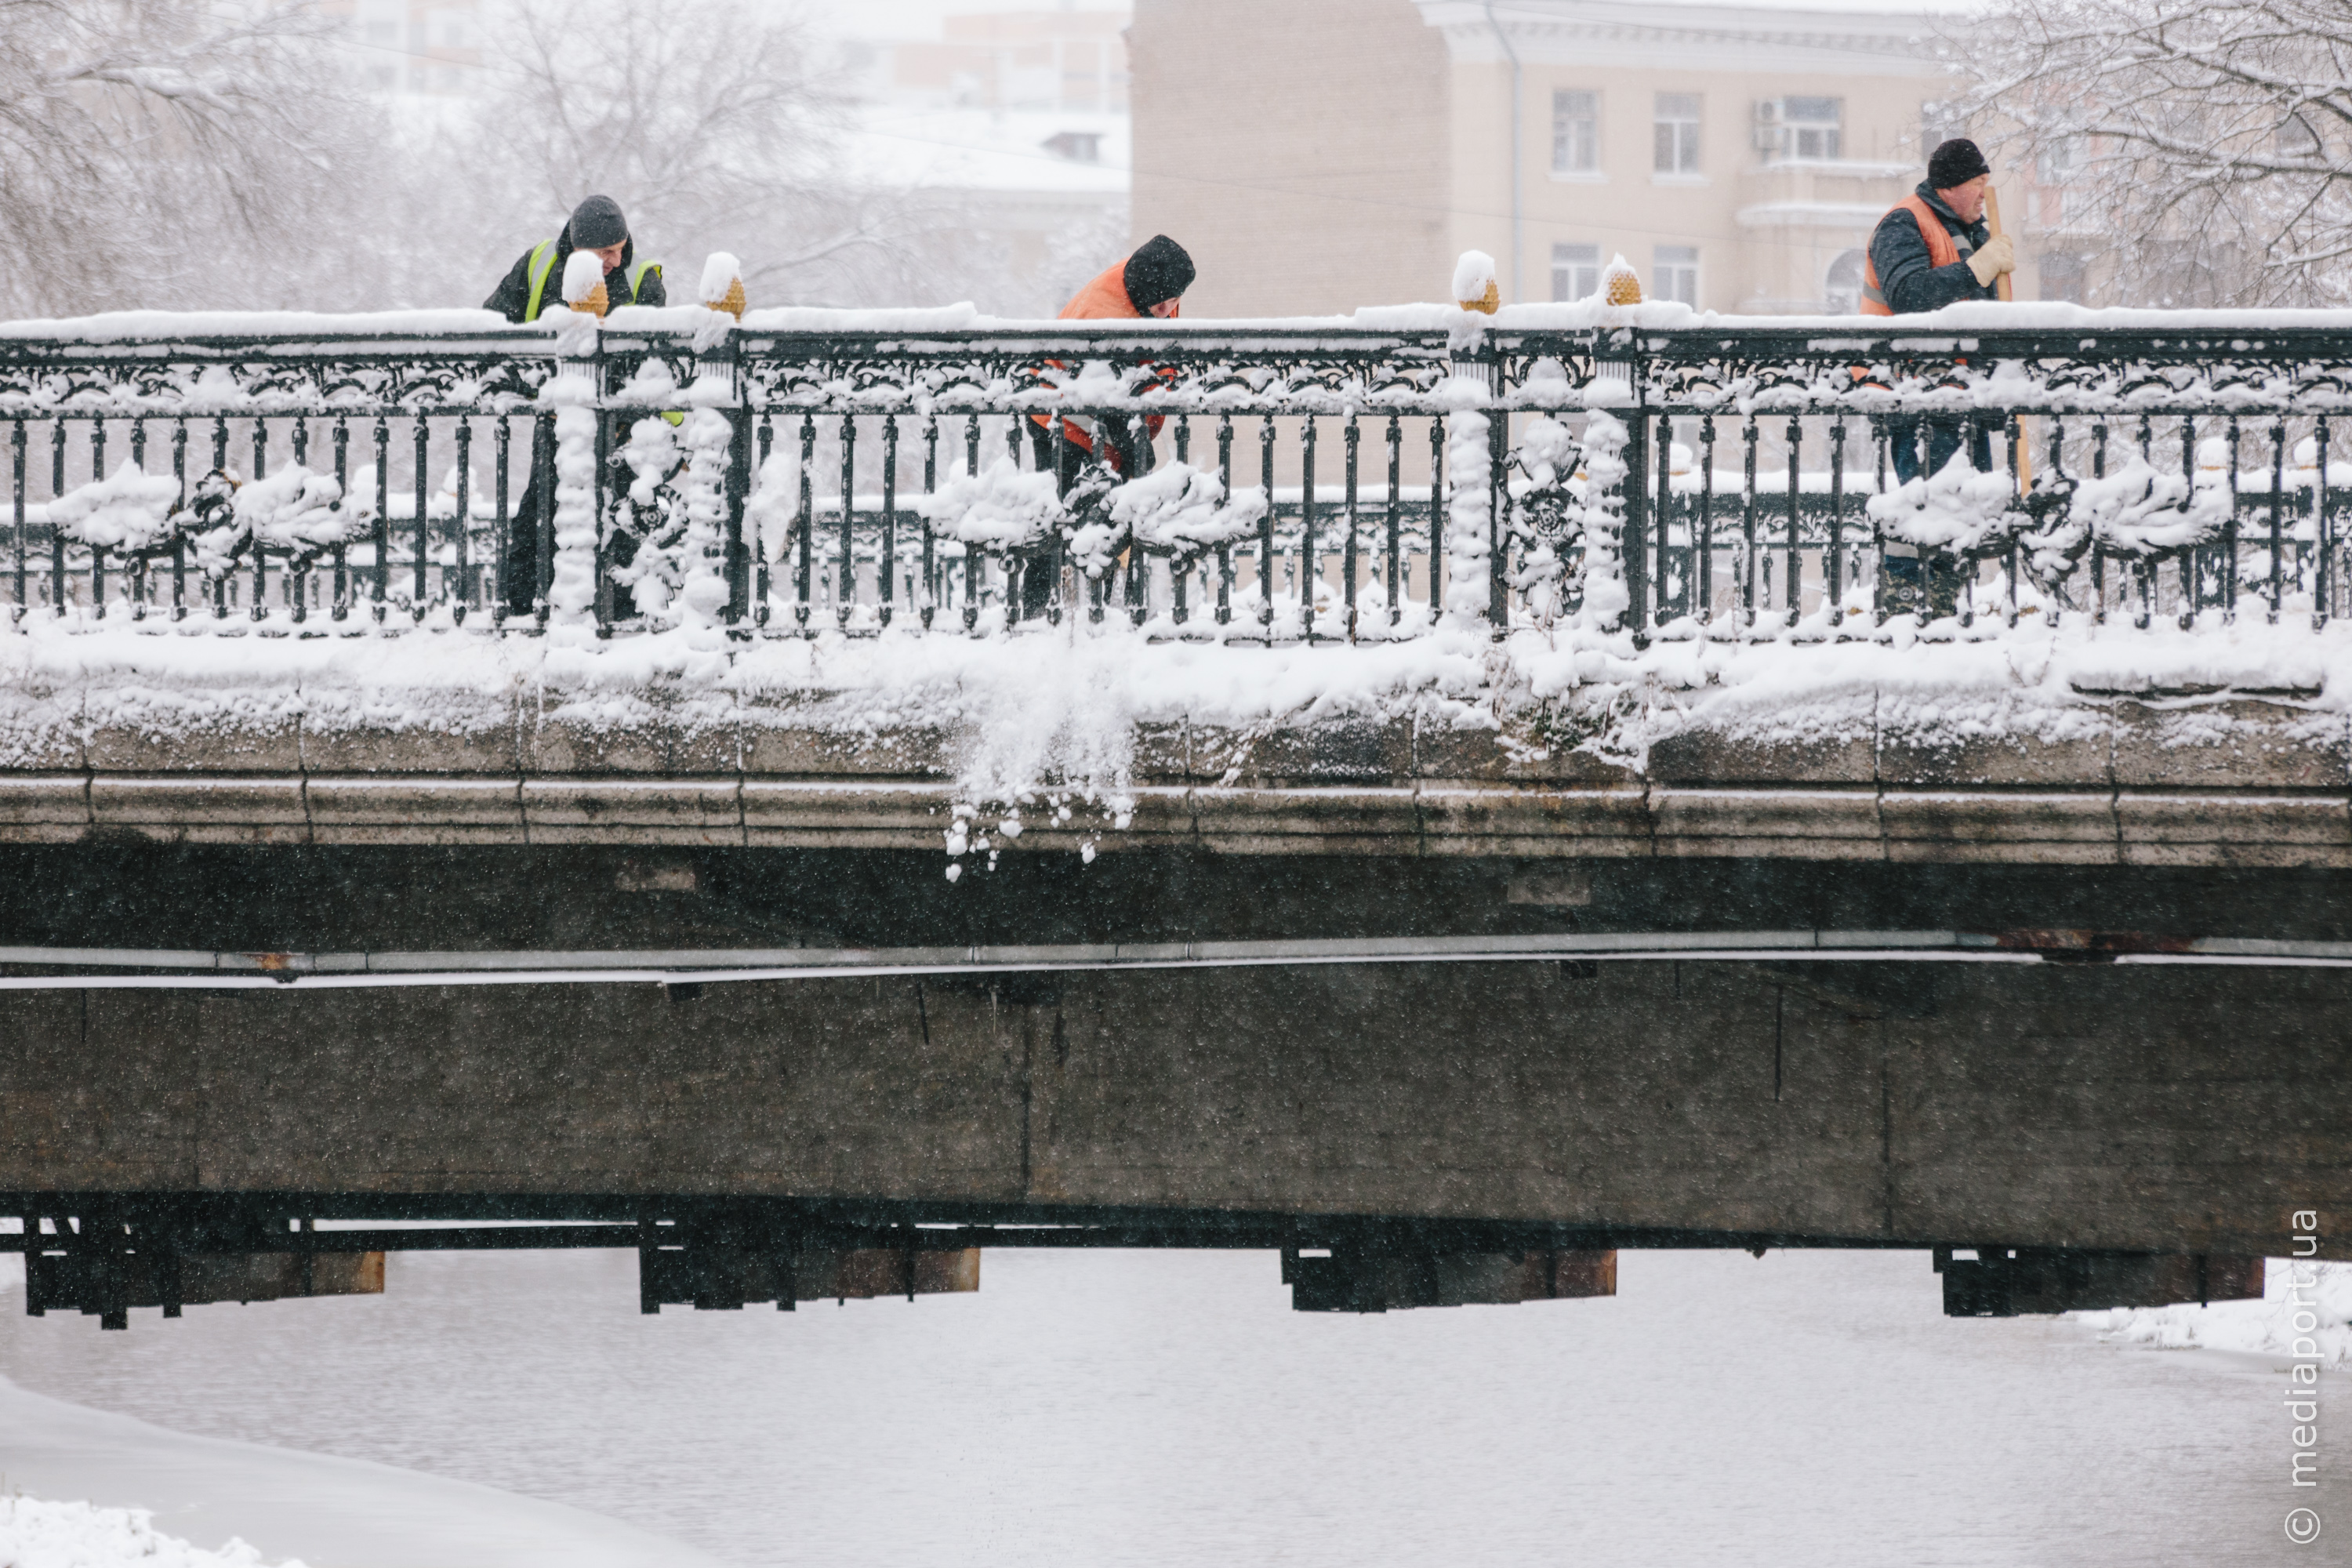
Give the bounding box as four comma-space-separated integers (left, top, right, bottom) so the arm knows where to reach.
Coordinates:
483, 195, 667, 619
1019, 234, 1194, 617
1861, 138, 2016, 619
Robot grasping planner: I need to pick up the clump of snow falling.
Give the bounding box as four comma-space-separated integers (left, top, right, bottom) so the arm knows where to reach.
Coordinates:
1451, 250, 1497, 303
2076, 1259, 2352, 1366
44, 461, 180, 551
1866, 450, 2020, 555
746, 446, 801, 565
699, 252, 742, 305
912, 457, 1065, 550
0, 1495, 303, 1568
228, 465, 346, 552
1106, 462, 1266, 557
561, 249, 605, 306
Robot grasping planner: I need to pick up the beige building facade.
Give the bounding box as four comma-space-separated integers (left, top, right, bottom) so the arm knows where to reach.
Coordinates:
1132, 0, 2062, 317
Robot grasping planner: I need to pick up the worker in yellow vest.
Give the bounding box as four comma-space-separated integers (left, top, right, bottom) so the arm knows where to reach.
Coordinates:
483, 196, 666, 618
1863, 140, 2015, 619
485, 194, 666, 322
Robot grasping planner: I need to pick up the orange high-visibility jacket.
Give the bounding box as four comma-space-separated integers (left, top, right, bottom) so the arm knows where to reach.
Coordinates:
1860, 194, 1961, 317
1029, 260, 1175, 472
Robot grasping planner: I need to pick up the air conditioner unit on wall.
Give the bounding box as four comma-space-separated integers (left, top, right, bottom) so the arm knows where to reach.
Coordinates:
1753, 99, 1788, 154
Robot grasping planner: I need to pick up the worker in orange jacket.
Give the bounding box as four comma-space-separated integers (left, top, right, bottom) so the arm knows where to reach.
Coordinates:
1019, 234, 1194, 615
1864, 138, 2013, 485
1862, 140, 2014, 619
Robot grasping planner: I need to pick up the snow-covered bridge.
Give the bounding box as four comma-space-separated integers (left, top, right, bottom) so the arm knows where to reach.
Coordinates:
5, 304, 2351, 1328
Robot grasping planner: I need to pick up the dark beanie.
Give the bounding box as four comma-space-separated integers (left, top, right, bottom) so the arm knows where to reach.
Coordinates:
1123, 234, 1195, 310
1927, 138, 1991, 191
568, 194, 629, 250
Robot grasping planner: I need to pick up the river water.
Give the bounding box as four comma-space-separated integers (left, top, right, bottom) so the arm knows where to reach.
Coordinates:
1, 1247, 2334, 1566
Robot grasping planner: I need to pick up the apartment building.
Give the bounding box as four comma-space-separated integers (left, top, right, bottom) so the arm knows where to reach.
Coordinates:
1131, 0, 2063, 317
882, 8, 1132, 114
319, 0, 485, 96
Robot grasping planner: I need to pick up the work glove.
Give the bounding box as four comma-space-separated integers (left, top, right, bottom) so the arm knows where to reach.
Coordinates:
1967, 234, 2016, 289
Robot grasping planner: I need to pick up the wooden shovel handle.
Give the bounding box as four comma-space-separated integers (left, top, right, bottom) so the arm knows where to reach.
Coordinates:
1985, 186, 2014, 303
1984, 183, 2030, 492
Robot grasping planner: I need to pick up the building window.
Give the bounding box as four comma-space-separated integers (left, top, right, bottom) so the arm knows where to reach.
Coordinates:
1553, 90, 1599, 173
2041, 252, 2087, 303
1654, 93, 1701, 175
1784, 96, 1842, 160
1552, 243, 1601, 301
1825, 249, 1865, 314
1922, 101, 1969, 154
2036, 136, 2083, 185
1654, 245, 1699, 307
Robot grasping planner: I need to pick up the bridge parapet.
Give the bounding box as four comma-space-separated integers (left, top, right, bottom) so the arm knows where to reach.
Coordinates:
5, 307, 2351, 862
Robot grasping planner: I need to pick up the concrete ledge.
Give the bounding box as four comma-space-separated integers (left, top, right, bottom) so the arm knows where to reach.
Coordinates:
522, 779, 744, 845
0, 775, 91, 826
2117, 791, 2352, 868
307, 777, 524, 845
1653, 787, 1882, 846
1881, 791, 2118, 864
89, 777, 308, 844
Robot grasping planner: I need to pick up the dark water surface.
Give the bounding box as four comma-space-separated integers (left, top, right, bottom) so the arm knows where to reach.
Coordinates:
2, 1247, 2332, 1566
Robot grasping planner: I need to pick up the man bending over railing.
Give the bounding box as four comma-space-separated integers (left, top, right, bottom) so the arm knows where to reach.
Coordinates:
483, 195, 667, 619
1019, 235, 1194, 618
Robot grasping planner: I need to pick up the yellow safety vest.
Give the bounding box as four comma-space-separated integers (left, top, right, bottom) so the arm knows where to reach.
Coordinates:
521, 240, 662, 323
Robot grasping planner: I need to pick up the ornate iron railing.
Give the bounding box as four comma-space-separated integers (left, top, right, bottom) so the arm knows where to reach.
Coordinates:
4, 313, 2350, 641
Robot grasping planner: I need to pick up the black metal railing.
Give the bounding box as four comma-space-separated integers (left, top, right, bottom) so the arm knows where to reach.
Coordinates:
5, 314, 2348, 641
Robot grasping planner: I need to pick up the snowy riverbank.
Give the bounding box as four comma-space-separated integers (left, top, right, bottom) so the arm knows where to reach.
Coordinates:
0, 1258, 728, 1568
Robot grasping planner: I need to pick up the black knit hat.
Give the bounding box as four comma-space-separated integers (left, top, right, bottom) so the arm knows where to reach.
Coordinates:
568, 194, 629, 250
1927, 138, 1991, 191
1123, 234, 1195, 310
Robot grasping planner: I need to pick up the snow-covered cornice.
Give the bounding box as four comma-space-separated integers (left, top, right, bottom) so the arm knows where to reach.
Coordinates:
1414, 0, 1965, 78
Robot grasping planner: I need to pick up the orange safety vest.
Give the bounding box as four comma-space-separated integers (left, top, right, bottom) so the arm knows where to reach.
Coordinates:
1030, 260, 1174, 473
1860, 194, 1965, 317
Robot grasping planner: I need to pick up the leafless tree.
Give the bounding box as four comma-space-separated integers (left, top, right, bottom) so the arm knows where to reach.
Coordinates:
1961, 0, 2352, 307
448, 0, 921, 307
0, 0, 381, 318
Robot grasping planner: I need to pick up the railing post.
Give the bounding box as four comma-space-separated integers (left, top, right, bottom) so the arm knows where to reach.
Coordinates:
1623, 408, 1650, 644
372, 417, 390, 624
1488, 388, 1509, 635
1654, 412, 1674, 624
2317, 416, 2333, 630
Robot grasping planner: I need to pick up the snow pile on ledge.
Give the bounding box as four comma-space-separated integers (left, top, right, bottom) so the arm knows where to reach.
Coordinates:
0, 1497, 299, 1568
2074, 1260, 2352, 1365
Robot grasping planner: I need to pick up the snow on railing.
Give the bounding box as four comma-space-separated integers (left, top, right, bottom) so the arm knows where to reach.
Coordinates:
3, 303, 2352, 640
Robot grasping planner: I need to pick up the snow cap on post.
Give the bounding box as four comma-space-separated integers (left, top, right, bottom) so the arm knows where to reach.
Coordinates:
561, 249, 608, 317
568, 194, 628, 250
1602, 254, 1642, 306
1454, 250, 1499, 313
700, 252, 746, 319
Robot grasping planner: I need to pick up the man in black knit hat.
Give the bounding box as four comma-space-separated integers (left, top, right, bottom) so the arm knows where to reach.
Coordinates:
1019, 234, 1196, 616
1860, 139, 2016, 617
484, 196, 668, 619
